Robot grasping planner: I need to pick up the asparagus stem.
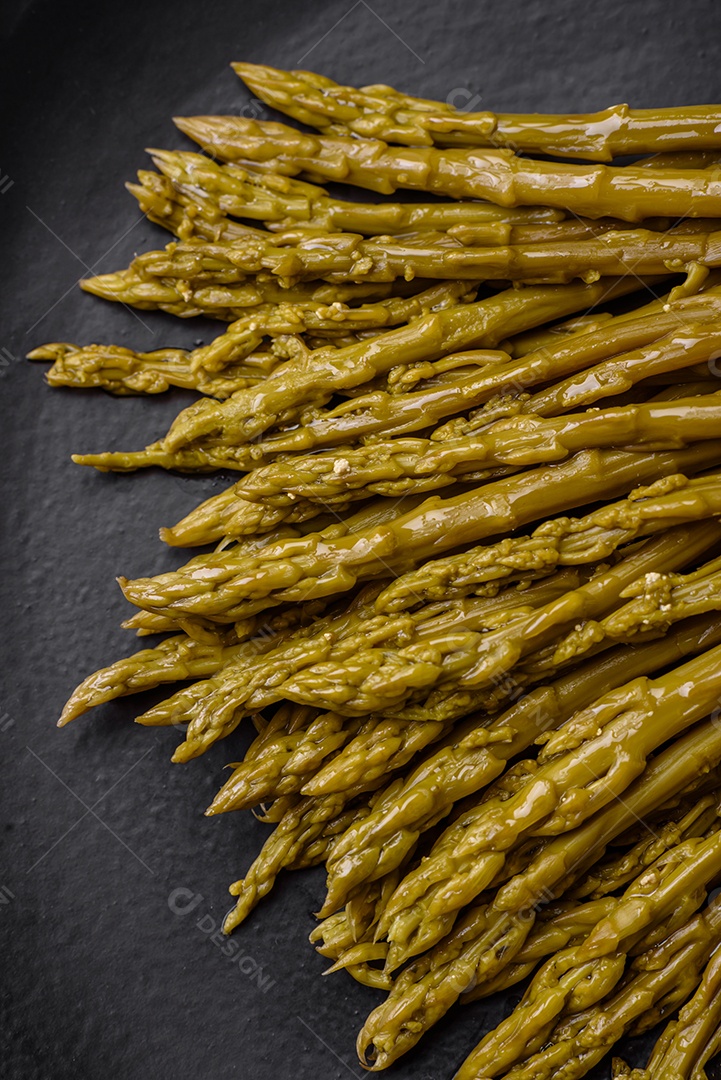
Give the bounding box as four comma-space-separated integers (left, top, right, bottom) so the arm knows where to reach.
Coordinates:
174, 114, 721, 221
235, 64, 721, 162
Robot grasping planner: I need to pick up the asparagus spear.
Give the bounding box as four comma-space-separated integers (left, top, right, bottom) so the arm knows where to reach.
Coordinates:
142, 155, 721, 255
76, 292, 719, 476
568, 553, 721, 646
80, 264, 417, 320
137, 571, 578, 760
318, 869, 423, 980
571, 795, 721, 903
356, 717, 721, 1069
455, 893, 721, 1080
29, 340, 275, 397
161, 402, 718, 540
173, 399, 721, 529
234, 64, 721, 162
221, 792, 372, 932
33, 280, 473, 397
119, 447, 721, 625
452, 827, 721, 1079
321, 613, 721, 914
376, 640, 721, 969
126, 221, 721, 288
465, 792, 721, 1003
129, 169, 258, 245
59, 587, 340, 725
143, 518, 719, 766
155, 281, 645, 453
159, 374, 721, 547
57, 630, 246, 726
174, 115, 721, 222
458, 897, 619, 1002
615, 943, 721, 1079
377, 472, 721, 613
207, 710, 366, 813
302, 560, 721, 801
222, 781, 407, 933
146, 148, 567, 234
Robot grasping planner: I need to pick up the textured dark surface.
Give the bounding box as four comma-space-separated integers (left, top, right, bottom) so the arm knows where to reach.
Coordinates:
2, 2, 721, 1078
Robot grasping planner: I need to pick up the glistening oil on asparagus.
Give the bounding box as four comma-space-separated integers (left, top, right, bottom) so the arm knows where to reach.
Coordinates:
31, 58, 721, 1080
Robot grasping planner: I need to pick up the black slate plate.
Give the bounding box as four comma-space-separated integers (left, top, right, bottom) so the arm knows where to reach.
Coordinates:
2, 2, 721, 1078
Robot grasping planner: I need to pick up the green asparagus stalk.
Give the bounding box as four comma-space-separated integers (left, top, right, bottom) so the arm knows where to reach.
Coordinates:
302, 560, 721, 802
465, 792, 721, 1003
377, 472, 721, 613
208, 710, 365, 813
28, 340, 275, 397
313, 877, 402, 989
222, 783, 401, 934
455, 891, 721, 1080
145, 149, 568, 235
452, 827, 721, 1079
173, 399, 721, 529
234, 64, 721, 162
571, 809, 721, 906
141, 155, 721, 258
221, 794, 367, 932
321, 613, 721, 914
33, 280, 473, 397
356, 717, 721, 1069
126, 221, 721, 288
376, 641, 721, 969
137, 571, 579, 761
174, 115, 721, 221
75, 291, 719, 477
118, 447, 721, 627
59, 590, 338, 725
129, 169, 256, 244
558, 553, 721, 653
159, 376, 721, 548
141, 519, 719, 767
80, 264, 417, 320
458, 897, 619, 1002
57, 631, 244, 725
615, 943, 721, 1079
157, 281, 646, 453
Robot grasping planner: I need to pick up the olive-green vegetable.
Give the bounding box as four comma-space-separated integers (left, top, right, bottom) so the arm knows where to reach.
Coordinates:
124, 222, 721, 288
141, 148, 567, 235
166, 398, 721, 525
356, 717, 721, 1069
321, 613, 721, 914
235, 63, 721, 162
222, 786, 388, 933
80, 263, 415, 320
31, 280, 471, 397
174, 114, 721, 221
38, 66, 721, 1080
615, 942, 721, 1079
73, 291, 720, 477
375, 640, 721, 970
455, 891, 721, 1080
143, 281, 649, 455
136, 572, 577, 760
118, 447, 721, 626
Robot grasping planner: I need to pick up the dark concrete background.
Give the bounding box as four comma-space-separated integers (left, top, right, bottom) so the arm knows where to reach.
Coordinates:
1, 2, 721, 1077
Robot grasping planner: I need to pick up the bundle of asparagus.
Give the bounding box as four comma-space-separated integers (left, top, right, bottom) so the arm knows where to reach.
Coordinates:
32, 61, 721, 1079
